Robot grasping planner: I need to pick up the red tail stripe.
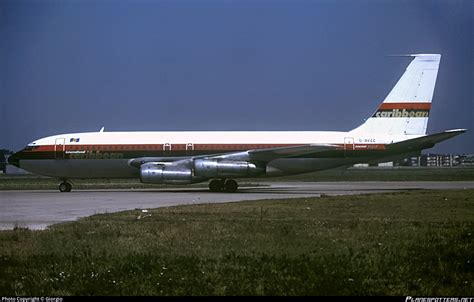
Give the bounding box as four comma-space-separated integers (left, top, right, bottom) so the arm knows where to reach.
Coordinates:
378, 102, 431, 110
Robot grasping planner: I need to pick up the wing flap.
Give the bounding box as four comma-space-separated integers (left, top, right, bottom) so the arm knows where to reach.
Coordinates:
248, 144, 339, 162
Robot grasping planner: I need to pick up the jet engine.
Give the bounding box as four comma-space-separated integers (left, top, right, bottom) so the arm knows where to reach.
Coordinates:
139, 159, 265, 184
140, 163, 195, 184
193, 159, 265, 178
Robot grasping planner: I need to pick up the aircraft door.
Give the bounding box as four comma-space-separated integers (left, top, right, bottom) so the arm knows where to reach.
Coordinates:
186, 143, 194, 155
163, 143, 171, 156
55, 138, 65, 159
344, 137, 354, 157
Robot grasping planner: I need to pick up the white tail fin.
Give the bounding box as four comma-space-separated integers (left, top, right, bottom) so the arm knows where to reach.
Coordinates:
351, 54, 441, 136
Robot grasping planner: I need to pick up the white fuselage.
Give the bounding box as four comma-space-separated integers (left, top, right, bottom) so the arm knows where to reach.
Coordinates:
13, 130, 417, 179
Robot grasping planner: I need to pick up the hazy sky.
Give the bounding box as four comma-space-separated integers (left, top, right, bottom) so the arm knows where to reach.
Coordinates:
1, 0, 472, 153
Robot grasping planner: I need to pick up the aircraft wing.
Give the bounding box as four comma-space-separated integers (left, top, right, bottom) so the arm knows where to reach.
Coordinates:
387, 129, 467, 151
246, 144, 339, 162
205, 143, 340, 162
128, 143, 339, 167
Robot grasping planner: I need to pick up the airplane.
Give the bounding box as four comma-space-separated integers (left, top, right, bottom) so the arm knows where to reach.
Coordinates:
8, 54, 466, 193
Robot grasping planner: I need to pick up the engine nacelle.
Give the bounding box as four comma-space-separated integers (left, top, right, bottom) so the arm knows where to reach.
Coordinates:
193, 159, 265, 178
140, 160, 265, 184
140, 163, 193, 184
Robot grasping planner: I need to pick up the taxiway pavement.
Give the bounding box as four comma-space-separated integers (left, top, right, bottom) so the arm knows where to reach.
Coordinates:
1, 181, 473, 230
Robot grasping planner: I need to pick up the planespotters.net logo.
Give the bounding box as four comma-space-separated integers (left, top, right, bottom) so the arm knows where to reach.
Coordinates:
373, 109, 430, 118
406, 297, 474, 302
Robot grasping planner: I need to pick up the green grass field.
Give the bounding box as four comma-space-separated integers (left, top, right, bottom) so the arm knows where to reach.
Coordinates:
269, 166, 474, 182
1, 166, 474, 190
1, 189, 473, 295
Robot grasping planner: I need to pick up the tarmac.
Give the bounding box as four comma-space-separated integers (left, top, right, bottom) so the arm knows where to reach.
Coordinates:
1, 181, 473, 230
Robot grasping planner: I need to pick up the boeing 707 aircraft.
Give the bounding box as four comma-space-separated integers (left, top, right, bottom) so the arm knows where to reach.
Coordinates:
8, 54, 466, 192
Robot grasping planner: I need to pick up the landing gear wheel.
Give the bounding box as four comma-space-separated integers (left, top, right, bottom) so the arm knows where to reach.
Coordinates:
209, 179, 224, 192
59, 181, 72, 193
224, 179, 238, 193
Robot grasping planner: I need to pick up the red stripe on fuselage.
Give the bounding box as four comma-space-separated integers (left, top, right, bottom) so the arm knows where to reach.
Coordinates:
378, 102, 431, 110
22, 143, 386, 153
24, 143, 303, 153
352, 144, 386, 150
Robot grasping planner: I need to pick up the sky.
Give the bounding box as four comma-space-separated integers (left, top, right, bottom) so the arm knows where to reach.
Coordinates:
1, 0, 472, 153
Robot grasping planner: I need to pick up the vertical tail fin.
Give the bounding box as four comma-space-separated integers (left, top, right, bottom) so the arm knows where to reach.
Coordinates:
351, 54, 441, 135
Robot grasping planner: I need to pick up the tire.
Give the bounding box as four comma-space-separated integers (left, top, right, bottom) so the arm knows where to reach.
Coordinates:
209, 179, 224, 192
59, 182, 72, 192
224, 179, 238, 193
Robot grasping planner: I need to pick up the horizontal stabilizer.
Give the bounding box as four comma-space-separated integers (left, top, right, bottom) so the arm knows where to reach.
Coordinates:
387, 129, 467, 151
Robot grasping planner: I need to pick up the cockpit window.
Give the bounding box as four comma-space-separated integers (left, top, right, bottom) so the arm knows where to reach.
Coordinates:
24, 146, 38, 151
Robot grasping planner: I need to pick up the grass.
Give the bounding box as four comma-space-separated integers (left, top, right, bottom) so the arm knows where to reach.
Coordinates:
0, 189, 473, 295
262, 166, 474, 182
1, 166, 474, 190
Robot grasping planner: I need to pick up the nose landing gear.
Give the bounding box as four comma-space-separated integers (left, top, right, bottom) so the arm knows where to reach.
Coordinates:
208, 179, 238, 193
59, 181, 73, 192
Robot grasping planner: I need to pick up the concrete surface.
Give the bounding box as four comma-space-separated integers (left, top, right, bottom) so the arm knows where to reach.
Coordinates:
1, 181, 473, 230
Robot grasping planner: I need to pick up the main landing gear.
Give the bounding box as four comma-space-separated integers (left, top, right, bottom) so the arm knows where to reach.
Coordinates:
209, 179, 238, 193
58, 180, 73, 192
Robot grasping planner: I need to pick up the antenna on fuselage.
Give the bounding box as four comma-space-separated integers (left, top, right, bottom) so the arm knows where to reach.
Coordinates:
99, 127, 105, 133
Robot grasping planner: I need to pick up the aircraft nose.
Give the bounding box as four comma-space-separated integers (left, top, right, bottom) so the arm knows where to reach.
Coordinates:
7, 152, 20, 168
